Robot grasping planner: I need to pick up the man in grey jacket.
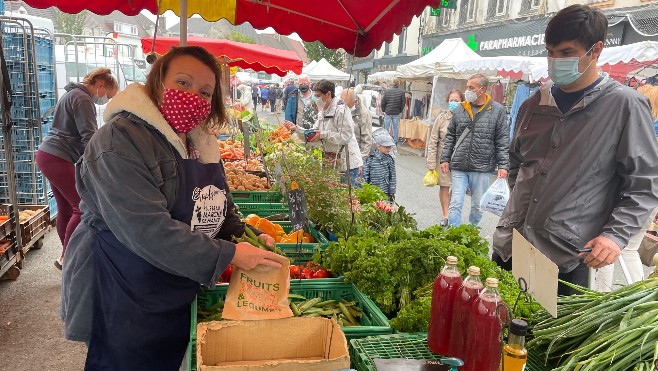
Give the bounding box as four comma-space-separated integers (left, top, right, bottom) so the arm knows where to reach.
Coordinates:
492, 5, 658, 295
440, 74, 509, 227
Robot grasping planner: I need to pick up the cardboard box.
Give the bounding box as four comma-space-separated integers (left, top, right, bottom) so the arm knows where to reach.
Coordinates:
197, 317, 350, 371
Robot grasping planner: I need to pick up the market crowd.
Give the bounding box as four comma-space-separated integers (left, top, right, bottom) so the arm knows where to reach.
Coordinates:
31, 3, 658, 368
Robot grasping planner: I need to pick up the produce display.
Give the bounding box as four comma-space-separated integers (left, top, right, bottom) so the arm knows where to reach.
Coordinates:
197, 294, 364, 326
322, 225, 531, 332
244, 214, 314, 243
288, 295, 364, 326
528, 277, 658, 371
18, 209, 38, 223
290, 261, 331, 279
225, 167, 269, 191
218, 138, 245, 160
223, 159, 264, 172
268, 125, 292, 143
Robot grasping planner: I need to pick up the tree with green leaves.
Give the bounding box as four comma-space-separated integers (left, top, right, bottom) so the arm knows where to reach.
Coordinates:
53, 9, 87, 37
226, 31, 256, 44
303, 41, 345, 70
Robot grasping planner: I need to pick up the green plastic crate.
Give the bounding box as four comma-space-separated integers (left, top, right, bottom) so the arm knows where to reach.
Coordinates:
188, 280, 392, 371
350, 333, 554, 371
274, 221, 330, 262
230, 191, 283, 204
235, 202, 288, 217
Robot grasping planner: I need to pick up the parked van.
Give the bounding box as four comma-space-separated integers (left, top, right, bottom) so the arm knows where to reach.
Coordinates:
360, 85, 384, 127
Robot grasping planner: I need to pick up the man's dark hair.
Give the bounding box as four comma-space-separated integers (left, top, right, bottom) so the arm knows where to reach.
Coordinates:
314, 79, 335, 98
545, 5, 608, 50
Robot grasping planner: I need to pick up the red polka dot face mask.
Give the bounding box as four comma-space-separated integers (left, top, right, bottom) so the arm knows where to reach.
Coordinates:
159, 88, 212, 133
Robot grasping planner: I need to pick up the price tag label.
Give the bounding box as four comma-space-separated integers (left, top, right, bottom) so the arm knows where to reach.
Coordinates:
273, 162, 286, 196
287, 188, 309, 232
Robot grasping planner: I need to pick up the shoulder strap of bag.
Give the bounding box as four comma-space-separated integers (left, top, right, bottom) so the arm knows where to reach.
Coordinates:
451, 101, 492, 161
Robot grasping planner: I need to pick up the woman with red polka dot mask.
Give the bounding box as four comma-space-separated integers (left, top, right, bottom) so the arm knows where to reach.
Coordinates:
61, 46, 282, 369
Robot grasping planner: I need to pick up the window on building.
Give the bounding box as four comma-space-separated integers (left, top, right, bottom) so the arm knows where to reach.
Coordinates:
384, 42, 391, 55
520, 0, 542, 12
459, 0, 478, 23
114, 22, 138, 36
440, 9, 453, 28
398, 27, 406, 54
488, 0, 509, 17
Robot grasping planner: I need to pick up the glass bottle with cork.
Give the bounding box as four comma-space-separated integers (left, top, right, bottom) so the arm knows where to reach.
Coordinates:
463, 277, 508, 371
427, 256, 462, 355
448, 266, 484, 359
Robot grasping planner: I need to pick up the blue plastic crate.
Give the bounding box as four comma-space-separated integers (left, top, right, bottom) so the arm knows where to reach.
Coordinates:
48, 196, 57, 219
8, 69, 25, 92
37, 70, 54, 93
35, 37, 54, 66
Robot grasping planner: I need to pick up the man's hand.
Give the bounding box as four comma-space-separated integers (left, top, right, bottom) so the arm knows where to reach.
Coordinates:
498, 169, 508, 179
440, 162, 450, 174
581, 236, 621, 269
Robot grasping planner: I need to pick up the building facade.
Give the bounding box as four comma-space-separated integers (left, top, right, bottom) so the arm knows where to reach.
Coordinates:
420, 0, 658, 58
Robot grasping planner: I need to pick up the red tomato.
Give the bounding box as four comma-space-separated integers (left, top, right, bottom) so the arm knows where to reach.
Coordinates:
312, 269, 331, 279
290, 265, 301, 279
301, 268, 313, 279
220, 264, 233, 282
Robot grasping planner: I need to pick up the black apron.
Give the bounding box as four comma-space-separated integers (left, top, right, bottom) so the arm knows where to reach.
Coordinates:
85, 149, 229, 371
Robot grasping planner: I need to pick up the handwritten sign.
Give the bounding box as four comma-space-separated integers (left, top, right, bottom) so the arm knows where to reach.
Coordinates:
287, 188, 309, 232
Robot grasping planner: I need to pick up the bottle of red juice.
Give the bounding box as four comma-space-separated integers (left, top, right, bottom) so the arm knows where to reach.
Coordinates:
427, 256, 462, 355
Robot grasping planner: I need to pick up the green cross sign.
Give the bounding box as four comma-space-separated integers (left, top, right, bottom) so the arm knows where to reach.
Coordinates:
466, 34, 479, 52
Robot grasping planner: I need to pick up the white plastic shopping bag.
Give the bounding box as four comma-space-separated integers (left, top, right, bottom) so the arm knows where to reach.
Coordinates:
480, 178, 510, 216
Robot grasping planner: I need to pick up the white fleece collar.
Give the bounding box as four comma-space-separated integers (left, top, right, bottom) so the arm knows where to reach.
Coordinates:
103, 83, 220, 163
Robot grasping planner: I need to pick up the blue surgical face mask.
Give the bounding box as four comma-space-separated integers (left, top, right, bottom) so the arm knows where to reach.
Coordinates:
448, 101, 460, 112
548, 45, 595, 87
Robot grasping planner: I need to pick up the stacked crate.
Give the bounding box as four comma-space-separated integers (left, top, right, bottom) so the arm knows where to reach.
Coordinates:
0, 20, 56, 219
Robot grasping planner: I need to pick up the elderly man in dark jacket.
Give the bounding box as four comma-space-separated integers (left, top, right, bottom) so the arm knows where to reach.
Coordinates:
440, 73, 509, 227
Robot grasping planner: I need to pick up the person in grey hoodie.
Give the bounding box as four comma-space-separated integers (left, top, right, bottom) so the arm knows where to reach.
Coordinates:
60, 46, 282, 370
492, 5, 658, 295
36, 68, 118, 271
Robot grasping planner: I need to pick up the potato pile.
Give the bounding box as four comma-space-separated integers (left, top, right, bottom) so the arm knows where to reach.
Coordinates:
224, 159, 263, 172
225, 168, 269, 191
19, 209, 38, 223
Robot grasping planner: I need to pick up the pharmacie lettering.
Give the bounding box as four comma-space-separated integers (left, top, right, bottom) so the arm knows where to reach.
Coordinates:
239, 272, 280, 291
237, 300, 279, 312
479, 34, 545, 51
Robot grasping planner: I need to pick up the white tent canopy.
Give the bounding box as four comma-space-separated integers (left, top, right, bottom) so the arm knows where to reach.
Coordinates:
304, 58, 351, 81
368, 71, 397, 83
302, 60, 318, 74
235, 71, 259, 84
396, 38, 481, 80
453, 56, 547, 82
531, 41, 658, 80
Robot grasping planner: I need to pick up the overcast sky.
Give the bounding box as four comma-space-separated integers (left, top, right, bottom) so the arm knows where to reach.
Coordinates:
141, 10, 303, 41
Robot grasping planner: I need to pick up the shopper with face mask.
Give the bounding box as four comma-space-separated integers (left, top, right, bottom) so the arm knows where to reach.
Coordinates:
427, 90, 463, 226
492, 5, 658, 295
283, 74, 318, 141
440, 74, 510, 228
36, 68, 119, 272
59, 47, 282, 369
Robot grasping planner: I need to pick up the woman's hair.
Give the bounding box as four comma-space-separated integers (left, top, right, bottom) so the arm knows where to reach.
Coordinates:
638, 85, 658, 119
445, 89, 464, 102
314, 79, 335, 98
83, 68, 118, 91
145, 46, 227, 132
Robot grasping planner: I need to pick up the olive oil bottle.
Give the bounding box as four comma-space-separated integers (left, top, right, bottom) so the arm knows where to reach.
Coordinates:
500, 319, 528, 371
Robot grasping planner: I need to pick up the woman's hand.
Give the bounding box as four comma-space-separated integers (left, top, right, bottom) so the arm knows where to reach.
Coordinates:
231, 242, 282, 271
258, 233, 275, 248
